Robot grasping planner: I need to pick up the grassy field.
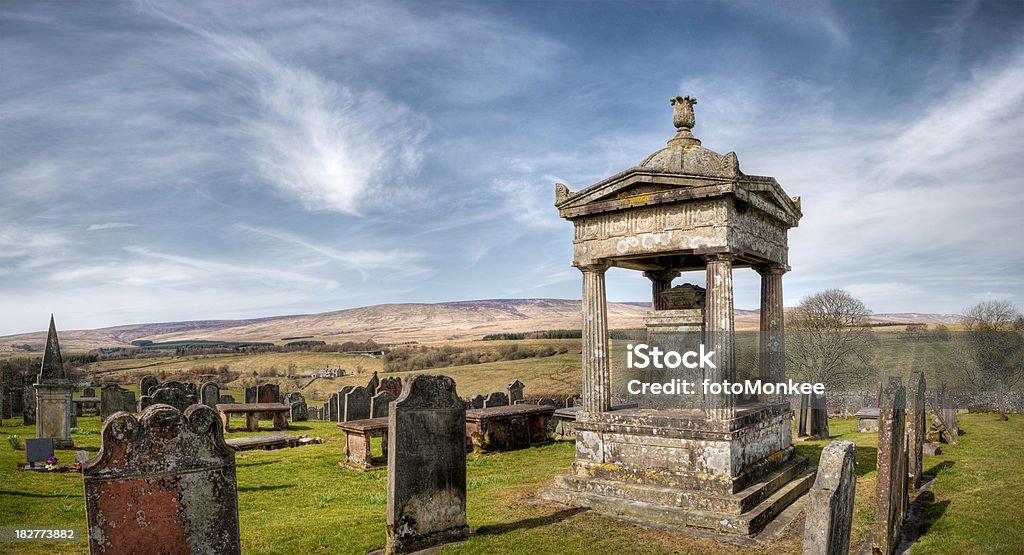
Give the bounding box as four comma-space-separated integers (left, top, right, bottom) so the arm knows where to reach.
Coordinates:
0, 413, 1021, 554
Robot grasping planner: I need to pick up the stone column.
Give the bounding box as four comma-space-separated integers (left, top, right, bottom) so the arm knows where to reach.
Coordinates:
704, 254, 736, 420
580, 263, 611, 414
643, 270, 679, 310
757, 264, 787, 402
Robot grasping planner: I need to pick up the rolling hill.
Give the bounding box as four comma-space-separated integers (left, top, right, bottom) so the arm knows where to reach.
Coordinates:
0, 299, 961, 352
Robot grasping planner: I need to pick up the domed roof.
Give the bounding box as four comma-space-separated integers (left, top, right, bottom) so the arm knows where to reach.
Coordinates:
638, 96, 742, 178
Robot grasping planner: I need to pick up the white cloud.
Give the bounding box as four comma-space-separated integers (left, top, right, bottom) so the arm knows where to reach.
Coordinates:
87, 222, 136, 231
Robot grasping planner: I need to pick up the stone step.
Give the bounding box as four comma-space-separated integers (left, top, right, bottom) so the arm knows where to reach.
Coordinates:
539, 463, 816, 536
553, 455, 808, 514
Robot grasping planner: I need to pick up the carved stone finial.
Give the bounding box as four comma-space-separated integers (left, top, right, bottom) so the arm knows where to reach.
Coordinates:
668, 96, 700, 147
555, 182, 571, 205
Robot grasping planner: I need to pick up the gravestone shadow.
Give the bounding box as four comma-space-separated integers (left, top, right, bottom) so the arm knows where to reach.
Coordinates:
474, 507, 585, 537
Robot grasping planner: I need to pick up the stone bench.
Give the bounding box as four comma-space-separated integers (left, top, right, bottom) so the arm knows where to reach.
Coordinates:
217, 402, 291, 432
338, 417, 389, 469
465, 404, 556, 452
855, 407, 880, 432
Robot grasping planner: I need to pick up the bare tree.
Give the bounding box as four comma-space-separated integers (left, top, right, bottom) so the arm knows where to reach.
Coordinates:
786, 289, 877, 390
961, 300, 1024, 419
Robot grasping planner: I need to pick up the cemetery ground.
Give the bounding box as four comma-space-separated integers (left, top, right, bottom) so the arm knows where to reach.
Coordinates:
2, 414, 1022, 554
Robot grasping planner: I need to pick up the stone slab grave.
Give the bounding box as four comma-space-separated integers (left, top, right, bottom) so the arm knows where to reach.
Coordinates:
870, 377, 908, 555
386, 375, 468, 554
795, 391, 828, 440
226, 433, 301, 451
84, 404, 241, 554
855, 407, 880, 432
339, 417, 389, 470
802, 440, 856, 555
25, 437, 54, 468
465, 404, 555, 452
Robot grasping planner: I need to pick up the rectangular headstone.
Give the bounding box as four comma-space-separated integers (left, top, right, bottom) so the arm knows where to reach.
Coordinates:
387, 375, 468, 554
483, 391, 508, 408
201, 382, 221, 407
84, 405, 241, 554
872, 377, 908, 555
26, 437, 54, 466
22, 384, 36, 425
337, 386, 354, 422
803, 440, 856, 555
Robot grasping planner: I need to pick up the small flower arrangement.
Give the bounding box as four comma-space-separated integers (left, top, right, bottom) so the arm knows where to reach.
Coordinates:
6, 435, 20, 450
45, 455, 59, 471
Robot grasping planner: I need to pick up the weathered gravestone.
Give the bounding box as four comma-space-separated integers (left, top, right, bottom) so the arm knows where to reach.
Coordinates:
796, 391, 828, 439
336, 386, 355, 422
386, 375, 468, 554
906, 371, 926, 489
201, 382, 220, 407
100, 385, 129, 419
244, 386, 257, 404
939, 382, 958, 445
34, 316, 75, 449
219, 394, 235, 404
377, 376, 402, 398
329, 394, 340, 422
872, 377, 908, 555
507, 380, 525, 404
256, 383, 280, 404
483, 391, 508, 408
344, 386, 372, 421
140, 381, 197, 413
539, 398, 558, 407
22, 383, 36, 425
366, 371, 380, 395
372, 391, 395, 419
83, 387, 96, 398
802, 440, 856, 555
84, 404, 241, 554
283, 392, 308, 421
139, 375, 158, 397
469, 395, 485, 409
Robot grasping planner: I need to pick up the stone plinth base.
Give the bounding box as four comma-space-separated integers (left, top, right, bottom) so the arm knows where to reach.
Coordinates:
539, 404, 814, 536
34, 383, 75, 450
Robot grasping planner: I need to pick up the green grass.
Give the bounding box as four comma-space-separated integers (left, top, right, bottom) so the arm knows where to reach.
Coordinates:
1, 414, 1021, 554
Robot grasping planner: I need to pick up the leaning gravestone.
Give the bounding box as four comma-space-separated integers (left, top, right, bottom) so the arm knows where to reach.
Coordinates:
371, 391, 395, 419
139, 375, 158, 397
344, 386, 372, 421
872, 377, 908, 555
483, 391, 508, 408
366, 371, 380, 395
802, 440, 857, 555
469, 395, 485, 409
201, 382, 220, 407
507, 380, 526, 404
386, 375, 468, 554
84, 404, 241, 554
907, 371, 926, 489
329, 393, 340, 422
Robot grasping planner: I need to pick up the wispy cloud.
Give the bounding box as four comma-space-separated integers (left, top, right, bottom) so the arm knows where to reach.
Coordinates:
87, 222, 136, 231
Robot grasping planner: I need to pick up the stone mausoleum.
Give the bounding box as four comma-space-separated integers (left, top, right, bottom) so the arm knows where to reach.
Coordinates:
540, 96, 811, 535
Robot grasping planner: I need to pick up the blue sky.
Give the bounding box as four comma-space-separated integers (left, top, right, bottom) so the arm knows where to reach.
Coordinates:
2, 1, 1022, 335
